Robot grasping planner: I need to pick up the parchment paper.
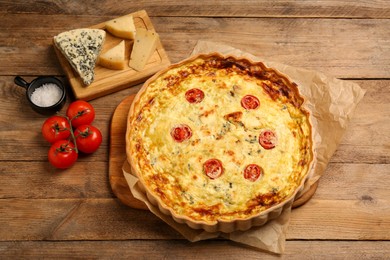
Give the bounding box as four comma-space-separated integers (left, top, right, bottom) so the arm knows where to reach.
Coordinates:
122, 40, 366, 254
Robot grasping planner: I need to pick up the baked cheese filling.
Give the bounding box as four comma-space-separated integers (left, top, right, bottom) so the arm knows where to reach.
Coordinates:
128, 56, 313, 223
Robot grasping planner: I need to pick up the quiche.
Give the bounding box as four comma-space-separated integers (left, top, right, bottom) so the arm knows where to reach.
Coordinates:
126, 53, 313, 232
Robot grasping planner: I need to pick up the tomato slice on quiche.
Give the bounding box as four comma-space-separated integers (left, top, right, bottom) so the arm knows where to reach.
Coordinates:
241, 94, 260, 110
185, 88, 205, 103
203, 158, 224, 179
243, 164, 263, 182
259, 130, 277, 150
170, 124, 192, 143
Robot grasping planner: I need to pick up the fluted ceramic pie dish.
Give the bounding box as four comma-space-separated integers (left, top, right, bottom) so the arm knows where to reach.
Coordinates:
126, 53, 314, 233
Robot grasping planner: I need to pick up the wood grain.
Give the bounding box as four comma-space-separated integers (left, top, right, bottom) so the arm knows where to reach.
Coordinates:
1, 161, 388, 202
1, 1, 389, 258
0, 198, 389, 241
1, 15, 389, 78
0, 241, 389, 259
1, 0, 390, 18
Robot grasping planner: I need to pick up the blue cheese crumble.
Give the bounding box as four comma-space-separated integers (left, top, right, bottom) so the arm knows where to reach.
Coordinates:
54, 29, 106, 86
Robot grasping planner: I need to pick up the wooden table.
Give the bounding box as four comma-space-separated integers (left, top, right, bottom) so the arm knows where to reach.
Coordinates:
1, 1, 389, 258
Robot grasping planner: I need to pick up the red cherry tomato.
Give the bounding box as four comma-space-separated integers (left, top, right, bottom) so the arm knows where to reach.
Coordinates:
203, 159, 223, 179
185, 88, 205, 103
74, 125, 102, 153
241, 95, 260, 110
66, 100, 95, 128
259, 130, 277, 149
48, 140, 78, 169
170, 124, 192, 143
41, 116, 71, 143
243, 164, 263, 182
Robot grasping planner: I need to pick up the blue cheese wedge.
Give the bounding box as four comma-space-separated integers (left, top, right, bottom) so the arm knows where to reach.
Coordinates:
54, 29, 106, 86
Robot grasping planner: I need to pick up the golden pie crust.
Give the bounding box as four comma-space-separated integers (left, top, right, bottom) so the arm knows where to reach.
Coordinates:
126, 53, 314, 232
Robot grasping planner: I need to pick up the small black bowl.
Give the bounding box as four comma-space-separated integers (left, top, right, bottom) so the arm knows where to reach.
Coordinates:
14, 76, 67, 115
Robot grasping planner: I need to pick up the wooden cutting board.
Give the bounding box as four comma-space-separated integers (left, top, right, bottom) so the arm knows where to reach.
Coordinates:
108, 95, 319, 210
109, 94, 147, 210
54, 10, 170, 101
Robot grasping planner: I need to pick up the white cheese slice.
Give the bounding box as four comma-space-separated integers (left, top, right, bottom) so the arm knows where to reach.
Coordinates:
54, 28, 106, 86
105, 15, 136, 40
99, 40, 126, 70
129, 28, 159, 71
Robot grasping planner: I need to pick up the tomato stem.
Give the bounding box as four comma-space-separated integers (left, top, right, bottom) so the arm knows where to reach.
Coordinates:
54, 123, 69, 136
75, 126, 91, 138
55, 141, 77, 154
66, 116, 79, 154
70, 109, 90, 122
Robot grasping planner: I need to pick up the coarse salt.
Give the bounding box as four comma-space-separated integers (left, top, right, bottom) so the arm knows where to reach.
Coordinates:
30, 83, 62, 107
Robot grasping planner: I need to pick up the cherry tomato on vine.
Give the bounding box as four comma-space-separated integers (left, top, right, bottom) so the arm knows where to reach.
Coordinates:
66, 100, 95, 128
74, 125, 102, 154
48, 140, 78, 169
41, 116, 71, 143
